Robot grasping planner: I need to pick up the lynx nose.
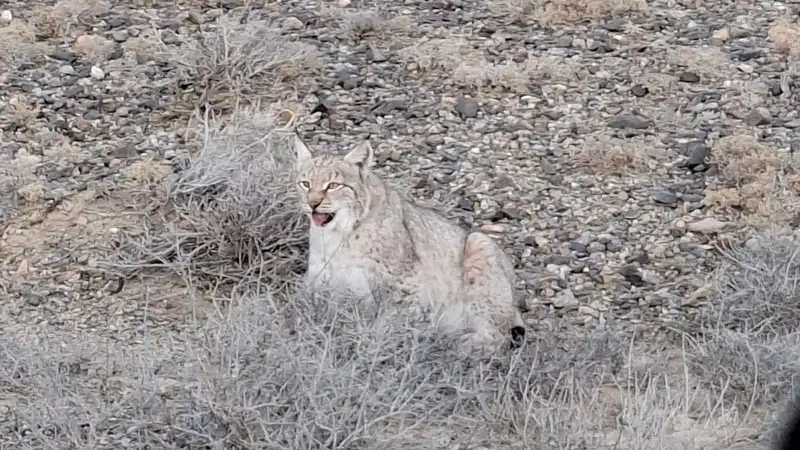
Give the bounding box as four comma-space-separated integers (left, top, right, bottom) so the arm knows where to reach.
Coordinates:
307, 192, 324, 209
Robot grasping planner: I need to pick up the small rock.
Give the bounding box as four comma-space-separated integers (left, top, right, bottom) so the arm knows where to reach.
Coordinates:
456, 96, 479, 119
619, 266, 646, 287
501, 207, 522, 219
480, 223, 506, 234
90, 66, 105, 80
769, 82, 783, 97
679, 72, 700, 83
588, 242, 606, 253
553, 289, 579, 310
0, 10, 12, 23
16, 258, 29, 275
335, 70, 360, 89
688, 218, 727, 234
730, 26, 751, 39
602, 18, 626, 32
338, 0, 351, 6
367, 42, 387, 62
631, 84, 648, 97
111, 30, 128, 42
282, 17, 304, 31
51, 49, 77, 62
569, 241, 588, 253
73, 34, 111, 56
59, 65, 75, 75
607, 112, 652, 129
651, 189, 678, 205
745, 107, 772, 126
711, 27, 729, 44
188, 11, 204, 25
685, 142, 710, 170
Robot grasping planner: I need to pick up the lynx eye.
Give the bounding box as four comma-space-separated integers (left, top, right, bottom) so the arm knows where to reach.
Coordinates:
326, 182, 343, 190
298, 181, 310, 189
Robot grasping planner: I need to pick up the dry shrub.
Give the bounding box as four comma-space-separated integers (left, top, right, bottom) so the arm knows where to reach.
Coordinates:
496, 0, 649, 26
703, 135, 800, 226
454, 53, 580, 92
667, 46, 731, 79
690, 330, 800, 409
31, 0, 111, 38
320, 7, 414, 42
160, 14, 321, 115
710, 135, 782, 186
2, 285, 770, 449
120, 158, 173, 186
398, 38, 479, 73
399, 39, 578, 92
72, 34, 116, 64
573, 134, 656, 175
687, 235, 800, 425
768, 21, 800, 57
0, 19, 48, 70
5, 94, 40, 129
107, 107, 307, 290
0, 147, 41, 221
706, 234, 800, 336
1, 284, 673, 450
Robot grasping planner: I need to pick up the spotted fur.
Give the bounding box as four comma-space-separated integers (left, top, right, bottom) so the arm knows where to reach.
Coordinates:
294, 135, 527, 355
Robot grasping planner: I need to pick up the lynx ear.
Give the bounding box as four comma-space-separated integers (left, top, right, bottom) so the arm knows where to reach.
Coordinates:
294, 134, 313, 170
343, 141, 375, 169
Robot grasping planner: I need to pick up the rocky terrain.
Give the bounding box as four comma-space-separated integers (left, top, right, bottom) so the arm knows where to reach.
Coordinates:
2, 0, 800, 448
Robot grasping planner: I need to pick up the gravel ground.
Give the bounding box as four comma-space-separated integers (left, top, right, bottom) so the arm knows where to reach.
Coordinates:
2, 0, 800, 448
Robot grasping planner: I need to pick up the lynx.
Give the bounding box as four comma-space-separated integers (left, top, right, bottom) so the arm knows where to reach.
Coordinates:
293, 135, 527, 354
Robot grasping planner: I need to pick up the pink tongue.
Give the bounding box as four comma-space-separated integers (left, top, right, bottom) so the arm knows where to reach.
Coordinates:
312, 212, 329, 226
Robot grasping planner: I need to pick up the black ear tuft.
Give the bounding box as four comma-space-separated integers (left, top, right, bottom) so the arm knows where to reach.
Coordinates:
510, 326, 526, 349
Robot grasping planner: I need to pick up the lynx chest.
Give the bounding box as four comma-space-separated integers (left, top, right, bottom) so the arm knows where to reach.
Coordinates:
305, 228, 374, 300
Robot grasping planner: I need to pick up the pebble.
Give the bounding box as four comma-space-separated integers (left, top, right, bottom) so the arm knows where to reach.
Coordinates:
456, 96, 479, 119
552, 289, 579, 310
746, 107, 772, 126
688, 218, 728, 234
282, 17, 304, 32
90, 66, 105, 80
652, 190, 678, 205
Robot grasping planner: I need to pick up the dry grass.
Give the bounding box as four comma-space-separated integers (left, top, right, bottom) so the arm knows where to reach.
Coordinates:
667, 46, 731, 79
105, 106, 308, 291
72, 34, 116, 64
572, 134, 657, 175
8, 103, 793, 449
399, 39, 579, 92
5, 94, 40, 129
0, 19, 48, 70
710, 135, 783, 187
0, 281, 771, 450
398, 38, 478, 74
685, 235, 800, 445
496, 0, 649, 26
768, 21, 800, 57
158, 14, 321, 115
3, 106, 798, 450
703, 135, 800, 227
319, 6, 415, 43
30, 0, 111, 38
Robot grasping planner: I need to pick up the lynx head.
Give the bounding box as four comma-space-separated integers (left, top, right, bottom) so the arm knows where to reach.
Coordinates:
293, 135, 376, 231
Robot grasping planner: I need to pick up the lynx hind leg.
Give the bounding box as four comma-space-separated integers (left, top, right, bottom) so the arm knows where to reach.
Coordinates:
461, 232, 526, 347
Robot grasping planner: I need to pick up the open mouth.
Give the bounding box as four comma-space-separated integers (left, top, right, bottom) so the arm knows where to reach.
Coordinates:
311, 212, 335, 227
